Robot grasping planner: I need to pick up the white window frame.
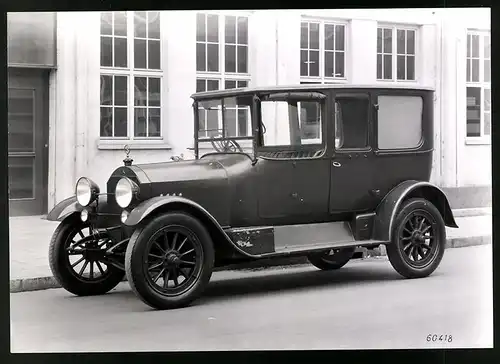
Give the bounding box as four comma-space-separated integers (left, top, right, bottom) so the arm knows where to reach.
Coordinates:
195, 11, 252, 139
465, 29, 491, 143
299, 17, 348, 84
376, 24, 418, 83
99, 11, 164, 142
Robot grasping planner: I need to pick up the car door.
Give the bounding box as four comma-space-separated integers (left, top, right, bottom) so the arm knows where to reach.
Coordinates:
329, 92, 377, 213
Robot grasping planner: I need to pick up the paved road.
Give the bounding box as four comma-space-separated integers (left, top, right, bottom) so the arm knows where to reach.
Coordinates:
10, 245, 492, 352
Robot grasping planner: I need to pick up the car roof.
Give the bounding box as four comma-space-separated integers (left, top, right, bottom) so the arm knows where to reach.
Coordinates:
191, 83, 435, 100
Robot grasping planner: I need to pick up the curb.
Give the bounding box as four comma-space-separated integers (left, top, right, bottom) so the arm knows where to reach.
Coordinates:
10, 234, 492, 294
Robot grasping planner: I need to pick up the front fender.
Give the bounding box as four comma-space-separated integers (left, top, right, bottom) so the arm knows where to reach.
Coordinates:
46, 196, 82, 221
372, 180, 458, 242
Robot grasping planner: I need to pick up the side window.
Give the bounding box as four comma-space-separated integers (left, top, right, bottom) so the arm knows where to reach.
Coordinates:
334, 96, 369, 149
377, 95, 423, 149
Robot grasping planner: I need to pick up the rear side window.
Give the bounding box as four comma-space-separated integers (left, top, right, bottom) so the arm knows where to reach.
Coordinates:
377, 95, 423, 150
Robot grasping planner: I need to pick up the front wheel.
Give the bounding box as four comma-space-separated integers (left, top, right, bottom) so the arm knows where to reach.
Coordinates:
386, 198, 446, 279
125, 212, 215, 310
48, 216, 125, 296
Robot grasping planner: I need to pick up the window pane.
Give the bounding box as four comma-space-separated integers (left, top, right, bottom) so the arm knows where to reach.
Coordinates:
466, 87, 481, 137
407, 55, 415, 80
207, 79, 219, 91
397, 55, 405, 79
484, 112, 491, 136
336, 97, 369, 149
300, 102, 321, 140
484, 35, 490, 58
467, 34, 471, 57
134, 77, 147, 106
238, 109, 248, 136
383, 54, 392, 79
377, 28, 382, 53
196, 13, 206, 42
335, 52, 344, 77
471, 34, 479, 57
148, 12, 160, 39
100, 107, 112, 137
300, 50, 308, 76
114, 107, 128, 137
100, 75, 112, 105
383, 29, 392, 53
325, 51, 334, 77
237, 45, 247, 73
207, 108, 219, 136
114, 12, 127, 36
196, 78, 206, 92
134, 108, 147, 137
309, 50, 319, 76
134, 11, 147, 38
100, 36, 112, 67
196, 43, 206, 72
407, 30, 415, 55
377, 54, 382, 79
8, 89, 35, 153
323, 24, 334, 51
134, 39, 146, 69
225, 80, 236, 89
484, 88, 491, 111
225, 109, 237, 137
207, 43, 219, 72
207, 14, 218, 42
310, 23, 319, 49
148, 108, 161, 137
397, 29, 405, 54
466, 59, 471, 82
114, 76, 127, 106
225, 16, 236, 44
237, 80, 248, 88
301, 22, 308, 49
148, 40, 161, 69
471, 59, 479, 82
377, 96, 423, 149
237, 17, 248, 45
114, 37, 127, 68
225, 45, 236, 72
484, 60, 491, 82
335, 25, 344, 51
101, 12, 112, 35
8, 157, 34, 199
148, 77, 161, 107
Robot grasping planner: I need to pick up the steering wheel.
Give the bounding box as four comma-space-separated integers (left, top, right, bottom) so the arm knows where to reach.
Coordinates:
210, 135, 243, 153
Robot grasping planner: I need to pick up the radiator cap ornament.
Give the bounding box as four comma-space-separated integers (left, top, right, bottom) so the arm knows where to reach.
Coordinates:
123, 144, 133, 166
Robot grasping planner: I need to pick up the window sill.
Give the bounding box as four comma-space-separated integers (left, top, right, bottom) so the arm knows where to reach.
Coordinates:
465, 137, 491, 146
97, 140, 173, 150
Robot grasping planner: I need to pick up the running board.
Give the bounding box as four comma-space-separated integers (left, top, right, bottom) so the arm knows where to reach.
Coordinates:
225, 220, 386, 258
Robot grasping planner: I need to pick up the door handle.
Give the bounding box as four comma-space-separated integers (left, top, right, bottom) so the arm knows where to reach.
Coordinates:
332, 161, 341, 167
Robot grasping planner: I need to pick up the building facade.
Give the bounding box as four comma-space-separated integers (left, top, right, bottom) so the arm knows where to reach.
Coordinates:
7, 8, 491, 216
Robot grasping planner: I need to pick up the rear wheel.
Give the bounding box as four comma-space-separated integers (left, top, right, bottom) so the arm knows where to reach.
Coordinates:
307, 247, 356, 270
386, 198, 446, 278
125, 212, 215, 310
48, 216, 125, 296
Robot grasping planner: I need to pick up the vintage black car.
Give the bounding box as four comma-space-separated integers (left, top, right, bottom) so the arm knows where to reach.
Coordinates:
47, 84, 458, 310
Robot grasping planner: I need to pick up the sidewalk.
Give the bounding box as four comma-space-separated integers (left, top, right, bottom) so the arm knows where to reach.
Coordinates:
9, 208, 492, 292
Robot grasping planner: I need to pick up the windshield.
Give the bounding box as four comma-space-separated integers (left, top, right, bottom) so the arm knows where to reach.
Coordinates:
195, 94, 254, 156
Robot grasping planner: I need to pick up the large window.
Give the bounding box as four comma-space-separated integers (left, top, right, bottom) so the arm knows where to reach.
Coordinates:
196, 13, 251, 139
100, 11, 163, 139
300, 20, 346, 81
466, 30, 491, 139
377, 26, 416, 81
334, 96, 369, 150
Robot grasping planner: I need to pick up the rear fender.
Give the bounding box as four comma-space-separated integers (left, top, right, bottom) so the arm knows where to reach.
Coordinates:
123, 196, 256, 258
372, 180, 458, 242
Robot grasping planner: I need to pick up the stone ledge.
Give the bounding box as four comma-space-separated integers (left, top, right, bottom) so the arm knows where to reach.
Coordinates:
10, 235, 492, 293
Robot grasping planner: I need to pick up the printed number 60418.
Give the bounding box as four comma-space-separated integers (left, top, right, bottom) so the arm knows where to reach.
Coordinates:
427, 334, 452, 342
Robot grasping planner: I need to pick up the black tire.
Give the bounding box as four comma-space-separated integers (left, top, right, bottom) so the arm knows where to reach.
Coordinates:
125, 212, 215, 310
48, 216, 125, 296
386, 198, 446, 279
307, 247, 356, 270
